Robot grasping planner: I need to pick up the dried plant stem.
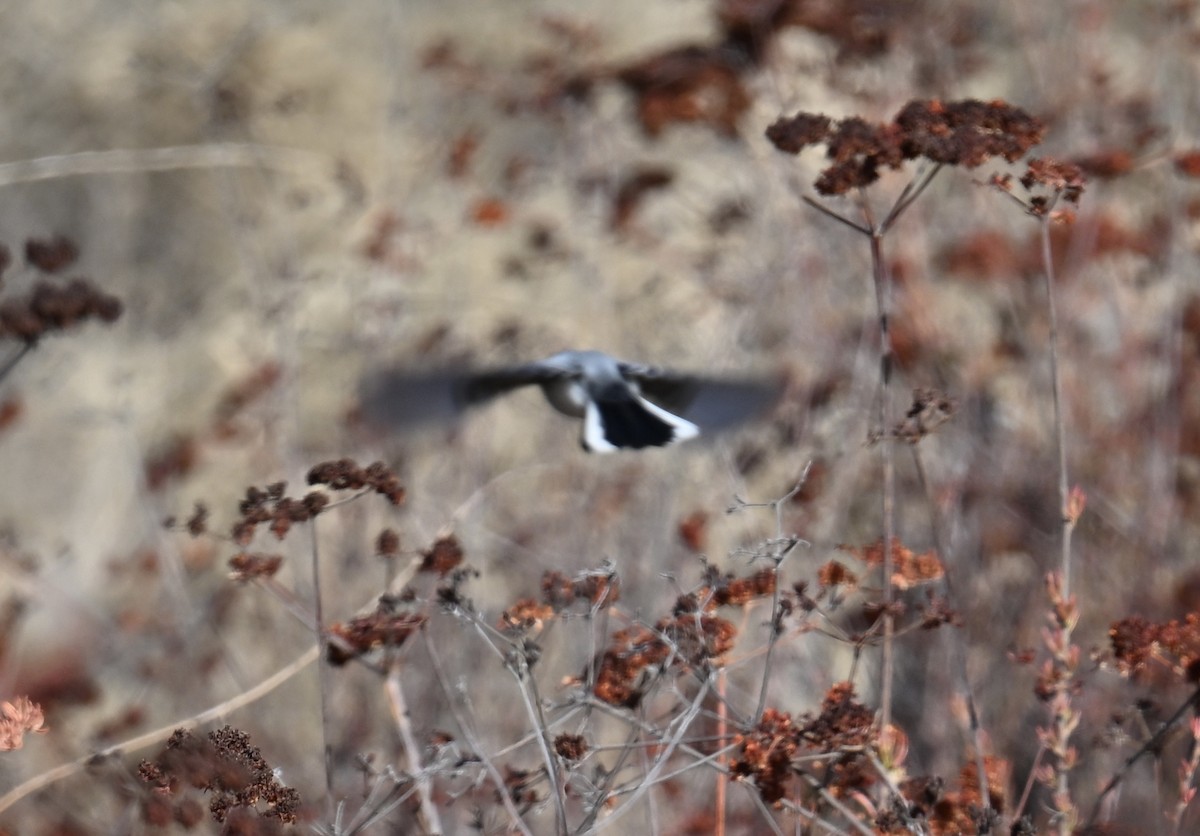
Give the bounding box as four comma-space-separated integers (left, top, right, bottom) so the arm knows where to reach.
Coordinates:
420, 630, 534, 836
749, 470, 808, 725
0, 342, 33, 384
1087, 686, 1200, 828
592, 676, 712, 833
715, 668, 728, 836
911, 449, 991, 810
385, 662, 443, 835
467, 618, 569, 834
865, 212, 897, 734
1035, 198, 1081, 835
309, 523, 336, 808
0, 644, 319, 815
0, 143, 335, 188
1040, 213, 1073, 593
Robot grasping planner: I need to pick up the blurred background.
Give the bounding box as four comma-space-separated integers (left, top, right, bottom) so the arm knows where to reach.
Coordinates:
0, 0, 1197, 832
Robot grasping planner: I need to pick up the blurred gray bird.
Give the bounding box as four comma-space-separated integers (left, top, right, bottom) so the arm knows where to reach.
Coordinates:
359, 350, 780, 453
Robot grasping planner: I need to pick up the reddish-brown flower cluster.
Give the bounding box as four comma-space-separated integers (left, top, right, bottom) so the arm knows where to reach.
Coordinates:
840, 538, 946, 590
24, 234, 79, 272
591, 583, 756, 707
767, 99, 1044, 195
882, 757, 1008, 834
230, 481, 330, 545
376, 527, 400, 557
499, 598, 555, 633
541, 568, 621, 611
553, 732, 588, 761
419, 534, 464, 576
227, 552, 284, 581
138, 726, 300, 826
817, 560, 859, 590
731, 683, 878, 804
708, 567, 777, 606
729, 708, 799, 802
1110, 613, 1200, 682
326, 607, 427, 666
990, 157, 1088, 218
592, 625, 676, 708
616, 46, 751, 138
307, 458, 407, 506
0, 276, 123, 343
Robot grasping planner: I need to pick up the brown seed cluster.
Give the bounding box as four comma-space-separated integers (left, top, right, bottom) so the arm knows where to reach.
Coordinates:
593, 610, 736, 707
840, 537, 946, 590
0, 277, 123, 343
419, 534, 465, 576
327, 608, 427, 666
541, 568, 621, 611
1109, 613, 1200, 682
553, 732, 588, 762
138, 726, 301, 826
730, 683, 878, 804
307, 458, 407, 505
230, 481, 330, 545
227, 552, 284, 581
767, 99, 1044, 195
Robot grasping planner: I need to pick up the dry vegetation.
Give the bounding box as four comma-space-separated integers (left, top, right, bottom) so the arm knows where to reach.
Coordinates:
1, 1, 1200, 834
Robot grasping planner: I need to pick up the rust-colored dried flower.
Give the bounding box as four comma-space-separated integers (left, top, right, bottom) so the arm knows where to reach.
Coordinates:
1020, 157, 1086, 204
0, 696, 47, 750
713, 568, 777, 606
420, 534, 464, 576
657, 612, 737, 667
677, 510, 709, 552
542, 568, 621, 611
730, 707, 802, 803
376, 528, 400, 557
0, 277, 123, 343
1175, 150, 1200, 178
841, 538, 945, 590
592, 626, 672, 708
500, 598, 555, 633
617, 45, 751, 137
24, 234, 79, 272
769, 99, 1044, 196
801, 682, 876, 751
554, 733, 588, 761
227, 552, 283, 581
818, 560, 858, 589
327, 609, 427, 666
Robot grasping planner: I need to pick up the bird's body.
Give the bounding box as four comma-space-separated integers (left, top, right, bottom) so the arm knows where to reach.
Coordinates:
359, 350, 778, 453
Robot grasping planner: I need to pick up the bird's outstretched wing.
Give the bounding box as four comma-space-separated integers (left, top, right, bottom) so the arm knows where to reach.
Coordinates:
358, 363, 570, 429
618, 363, 782, 432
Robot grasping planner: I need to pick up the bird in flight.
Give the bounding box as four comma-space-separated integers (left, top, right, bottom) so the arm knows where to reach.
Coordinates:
359, 350, 780, 453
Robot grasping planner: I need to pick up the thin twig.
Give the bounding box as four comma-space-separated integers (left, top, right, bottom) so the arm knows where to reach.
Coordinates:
1087, 686, 1200, 828
309, 520, 336, 808
591, 676, 713, 833
802, 196, 872, 235
385, 662, 443, 834
0, 143, 336, 188
420, 629, 534, 836
0, 341, 34, 384
910, 448, 991, 811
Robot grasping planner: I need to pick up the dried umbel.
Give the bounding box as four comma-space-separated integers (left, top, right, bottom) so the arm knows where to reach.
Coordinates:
767, 99, 1045, 195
